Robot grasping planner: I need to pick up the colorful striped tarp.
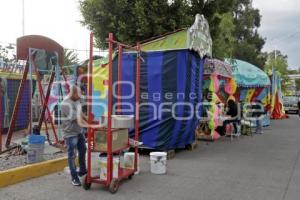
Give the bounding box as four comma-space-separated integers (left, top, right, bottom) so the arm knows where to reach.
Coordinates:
92, 50, 204, 150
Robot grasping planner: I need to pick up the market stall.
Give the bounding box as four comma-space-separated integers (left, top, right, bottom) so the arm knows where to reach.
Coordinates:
91, 14, 212, 150
270, 70, 287, 119
0, 71, 34, 132
228, 59, 271, 127
197, 58, 235, 140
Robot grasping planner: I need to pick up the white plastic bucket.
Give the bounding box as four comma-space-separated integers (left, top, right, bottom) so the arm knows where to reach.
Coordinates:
123, 152, 140, 174
88, 152, 101, 177
150, 152, 167, 174
27, 144, 44, 164
99, 156, 119, 181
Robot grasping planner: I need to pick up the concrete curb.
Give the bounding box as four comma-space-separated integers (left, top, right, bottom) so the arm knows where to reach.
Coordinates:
0, 156, 68, 188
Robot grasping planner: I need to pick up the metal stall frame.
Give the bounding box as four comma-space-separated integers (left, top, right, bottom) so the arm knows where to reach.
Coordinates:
32, 57, 59, 144
83, 33, 140, 193
4, 35, 65, 149
0, 81, 3, 152
5, 49, 66, 148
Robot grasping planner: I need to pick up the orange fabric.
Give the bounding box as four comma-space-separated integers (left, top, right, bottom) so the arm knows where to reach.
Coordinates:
271, 92, 288, 119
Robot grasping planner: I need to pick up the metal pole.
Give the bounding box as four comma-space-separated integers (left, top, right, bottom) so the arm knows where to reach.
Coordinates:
61, 67, 70, 94
87, 34, 93, 126
87, 32, 93, 183
37, 68, 56, 129
29, 49, 33, 134
34, 62, 59, 143
117, 45, 123, 114
107, 33, 114, 185
22, 0, 25, 36
55, 54, 63, 141
134, 43, 141, 172
0, 82, 3, 152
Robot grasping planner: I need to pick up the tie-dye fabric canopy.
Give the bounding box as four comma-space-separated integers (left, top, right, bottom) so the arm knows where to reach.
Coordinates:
227, 59, 271, 87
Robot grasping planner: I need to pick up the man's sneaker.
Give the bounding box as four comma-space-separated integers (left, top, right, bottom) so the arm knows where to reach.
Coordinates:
72, 178, 81, 186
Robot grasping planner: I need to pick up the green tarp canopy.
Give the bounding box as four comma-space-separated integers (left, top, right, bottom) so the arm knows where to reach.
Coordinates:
141, 14, 213, 58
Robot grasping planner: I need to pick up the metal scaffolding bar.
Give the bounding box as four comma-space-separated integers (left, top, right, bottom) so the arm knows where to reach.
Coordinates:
5, 60, 29, 147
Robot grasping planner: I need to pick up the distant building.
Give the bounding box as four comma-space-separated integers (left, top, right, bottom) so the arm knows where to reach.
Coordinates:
287, 74, 300, 96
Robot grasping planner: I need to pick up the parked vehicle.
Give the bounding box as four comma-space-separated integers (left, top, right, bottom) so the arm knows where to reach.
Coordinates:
283, 96, 299, 114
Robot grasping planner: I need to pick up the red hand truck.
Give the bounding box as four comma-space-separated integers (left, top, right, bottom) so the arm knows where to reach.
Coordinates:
83, 33, 140, 193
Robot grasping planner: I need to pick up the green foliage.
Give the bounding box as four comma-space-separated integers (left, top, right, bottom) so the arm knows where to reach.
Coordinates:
211, 12, 235, 59
295, 79, 300, 91
264, 50, 289, 92
264, 50, 289, 76
0, 45, 16, 63
288, 69, 300, 75
63, 49, 79, 66
187, 0, 266, 67
232, 2, 266, 67
79, 0, 265, 66
63, 49, 79, 75
80, 0, 192, 48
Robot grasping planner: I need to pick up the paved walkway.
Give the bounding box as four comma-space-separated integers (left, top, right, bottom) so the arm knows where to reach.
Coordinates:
0, 116, 299, 200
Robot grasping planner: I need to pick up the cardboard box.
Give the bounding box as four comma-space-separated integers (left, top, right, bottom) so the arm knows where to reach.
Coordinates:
94, 129, 129, 152
100, 115, 134, 129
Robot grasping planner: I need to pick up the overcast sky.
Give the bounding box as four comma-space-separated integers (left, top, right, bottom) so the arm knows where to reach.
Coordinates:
253, 0, 300, 69
0, 0, 299, 68
0, 0, 91, 60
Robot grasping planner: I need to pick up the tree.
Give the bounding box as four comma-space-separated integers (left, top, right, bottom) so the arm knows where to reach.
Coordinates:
63, 49, 79, 66
63, 49, 79, 75
264, 50, 288, 75
264, 50, 289, 93
80, 0, 192, 48
232, 2, 266, 68
211, 12, 235, 59
295, 79, 300, 91
287, 68, 300, 75
79, 0, 265, 66
188, 0, 266, 67
0, 45, 16, 63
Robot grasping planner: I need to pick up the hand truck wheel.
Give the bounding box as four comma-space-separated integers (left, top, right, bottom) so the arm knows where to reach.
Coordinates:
109, 178, 120, 194
128, 174, 134, 179
82, 175, 91, 190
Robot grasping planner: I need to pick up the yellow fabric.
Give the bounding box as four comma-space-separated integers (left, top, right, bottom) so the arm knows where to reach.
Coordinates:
245, 89, 255, 102
92, 63, 108, 98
